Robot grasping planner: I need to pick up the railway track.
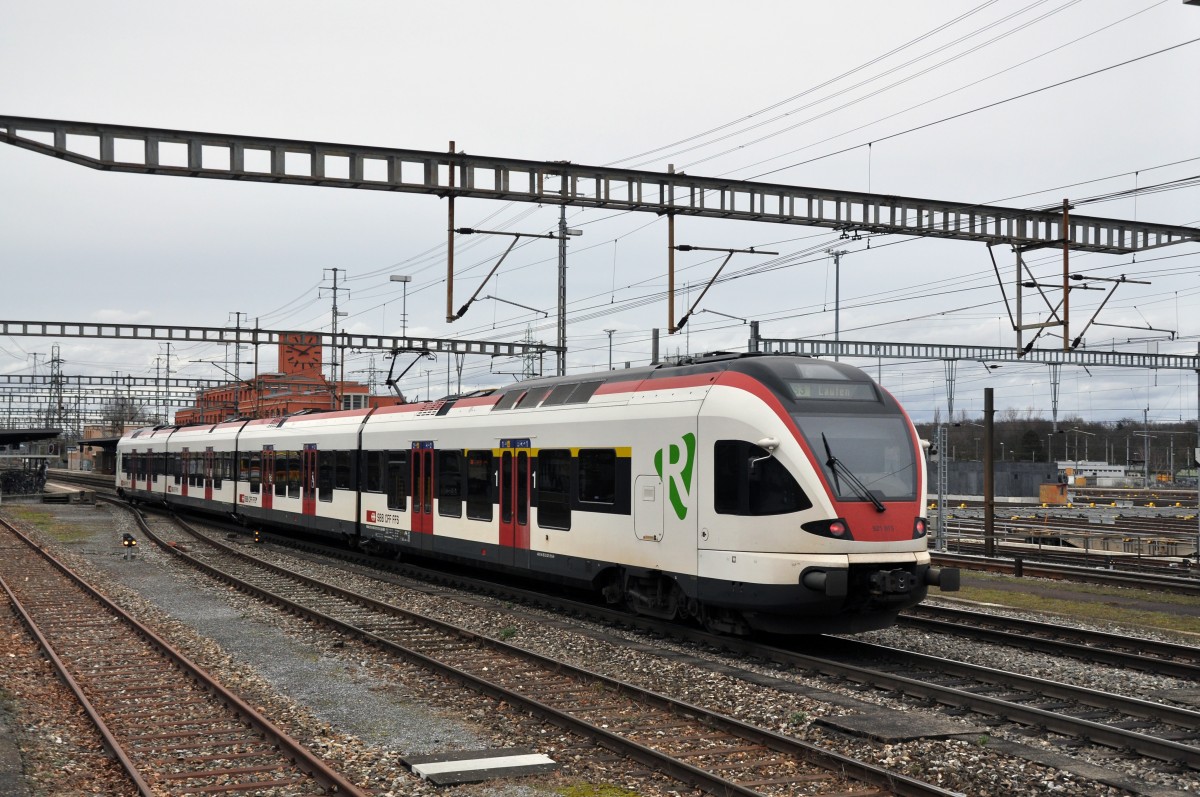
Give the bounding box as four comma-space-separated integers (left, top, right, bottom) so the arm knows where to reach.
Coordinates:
123, 505, 959, 797
931, 550, 1200, 595
794, 636, 1200, 769
239, 522, 1200, 784
901, 604, 1200, 680
55, 475, 1200, 789
0, 513, 366, 797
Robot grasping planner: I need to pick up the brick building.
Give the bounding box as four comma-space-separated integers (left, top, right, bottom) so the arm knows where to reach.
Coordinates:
174, 333, 401, 424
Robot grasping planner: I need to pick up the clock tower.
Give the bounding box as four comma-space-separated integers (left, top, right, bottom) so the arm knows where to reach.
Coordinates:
279, 332, 323, 377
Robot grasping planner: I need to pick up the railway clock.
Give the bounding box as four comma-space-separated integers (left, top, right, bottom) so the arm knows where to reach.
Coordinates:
279, 333, 322, 375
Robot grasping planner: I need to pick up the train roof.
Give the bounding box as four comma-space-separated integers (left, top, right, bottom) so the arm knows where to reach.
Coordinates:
493, 352, 872, 394
120, 354, 883, 442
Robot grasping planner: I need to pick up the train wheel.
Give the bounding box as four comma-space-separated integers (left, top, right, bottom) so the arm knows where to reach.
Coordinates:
699, 605, 751, 636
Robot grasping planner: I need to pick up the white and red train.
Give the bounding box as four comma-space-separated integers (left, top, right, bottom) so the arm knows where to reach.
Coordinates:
117, 352, 958, 634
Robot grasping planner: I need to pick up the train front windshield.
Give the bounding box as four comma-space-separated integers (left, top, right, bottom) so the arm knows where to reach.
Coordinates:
792, 414, 918, 502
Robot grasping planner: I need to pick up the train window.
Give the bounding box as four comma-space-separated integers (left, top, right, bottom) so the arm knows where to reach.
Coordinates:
714, 440, 811, 516
438, 450, 463, 517
364, 450, 384, 493
491, 391, 523, 411
213, 454, 223, 489
791, 414, 917, 501
335, 450, 353, 490
540, 383, 577, 407
517, 451, 529, 526
287, 452, 301, 497
514, 386, 552, 408
249, 453, 261, 494
578, 449, 616, 505
318, 451, 335, 502
567, 381, 603, 404
275, 454, 287, 496
239, 453, 249, 484
466, 450, 493, 521
386, 451, 408, 511
537, 449, 572, 530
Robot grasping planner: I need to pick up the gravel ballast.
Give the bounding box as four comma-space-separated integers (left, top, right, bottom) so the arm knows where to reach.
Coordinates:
3, 498, 1198, 796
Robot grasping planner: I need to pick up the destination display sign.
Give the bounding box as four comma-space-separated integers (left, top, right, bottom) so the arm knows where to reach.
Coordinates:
787, 381, 877, 401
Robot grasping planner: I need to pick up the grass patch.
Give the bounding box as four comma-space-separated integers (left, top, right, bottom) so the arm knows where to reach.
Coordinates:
558, 785, 642, 797
953, 572, 1200, 635
2, 507, 91, 543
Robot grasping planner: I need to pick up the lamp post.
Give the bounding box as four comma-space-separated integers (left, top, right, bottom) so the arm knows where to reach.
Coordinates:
390, 275, 412, 338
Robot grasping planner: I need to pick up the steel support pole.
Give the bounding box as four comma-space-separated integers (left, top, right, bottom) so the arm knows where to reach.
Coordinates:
446, 141, 456, 323
834, 251, 841, 361
667, 213, 676, 334
984, 387, 995, 558
936, 425, 947, 552
1063, 199, 1071, 353
1015, 249, 1023, 353
557, 203, 567, 376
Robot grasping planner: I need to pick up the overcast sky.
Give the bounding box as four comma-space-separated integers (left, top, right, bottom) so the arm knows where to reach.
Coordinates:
2, 0, 1198, 429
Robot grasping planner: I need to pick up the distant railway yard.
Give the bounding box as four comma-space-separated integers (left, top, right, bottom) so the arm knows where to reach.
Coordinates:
0, 473, 1195, 796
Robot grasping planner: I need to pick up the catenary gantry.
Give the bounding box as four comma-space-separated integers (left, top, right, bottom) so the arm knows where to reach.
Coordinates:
0, 320, 560, 358
3, 114, 1198, 353
3, 114, 1195, 253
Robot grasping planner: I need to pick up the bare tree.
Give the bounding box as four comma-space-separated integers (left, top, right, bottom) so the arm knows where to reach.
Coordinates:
100, 397, 148, 435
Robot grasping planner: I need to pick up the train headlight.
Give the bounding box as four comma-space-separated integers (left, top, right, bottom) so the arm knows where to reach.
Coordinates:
801, 518, 852, 540
912, 517, 928, 538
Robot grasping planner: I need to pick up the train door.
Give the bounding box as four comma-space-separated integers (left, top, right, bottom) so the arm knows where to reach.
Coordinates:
302, 444, 317, 516
497, 440, 531, 554
634, 475, 664, 542
180, 448, 190, 498
261, 447, 274, 510
410, 442, 434, 534
204, 447, 214, 501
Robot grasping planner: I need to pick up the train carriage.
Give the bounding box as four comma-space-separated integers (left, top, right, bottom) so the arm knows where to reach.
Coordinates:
164, 421, 244, 514
235, 411, 365, 542
117, 425, 175, 502
117, 353, 958, 635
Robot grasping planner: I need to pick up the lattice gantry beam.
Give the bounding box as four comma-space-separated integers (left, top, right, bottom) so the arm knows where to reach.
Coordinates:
753, 336, 1200, 370
2, 115, 1197, 254
0, 320, 560, 358
0, 375, 227, 388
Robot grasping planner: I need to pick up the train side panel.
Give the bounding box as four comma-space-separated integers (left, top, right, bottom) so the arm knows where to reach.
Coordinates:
164, 422, 242, 515
236, 412, 367, 540
117, 426, 175, 503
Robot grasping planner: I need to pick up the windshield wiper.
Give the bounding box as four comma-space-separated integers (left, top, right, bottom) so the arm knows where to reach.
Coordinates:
821, 433, 886, 513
